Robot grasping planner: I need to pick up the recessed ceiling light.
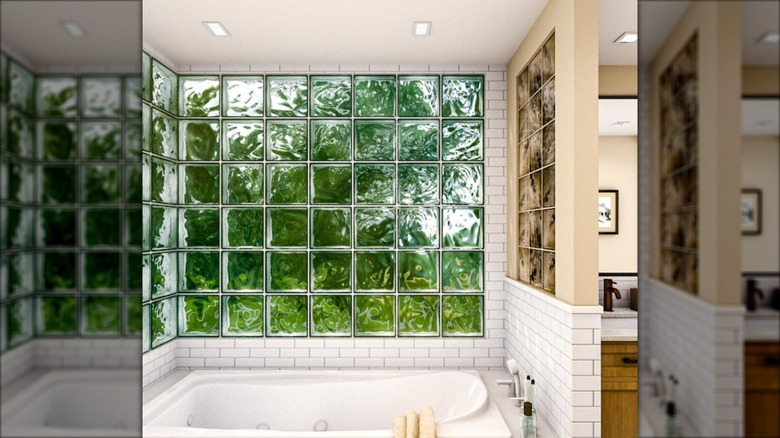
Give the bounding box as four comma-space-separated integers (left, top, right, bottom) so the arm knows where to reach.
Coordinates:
203, 21, 230, 37
611, 121, 630, 126
413, 21, 431, 37
60, 21, 86, 38
614, 32, 638, 44
757, 31, 779, 45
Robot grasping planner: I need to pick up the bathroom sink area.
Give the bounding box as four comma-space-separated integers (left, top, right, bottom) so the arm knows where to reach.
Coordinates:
745, 308, 780, 341
601, 308, 638, 341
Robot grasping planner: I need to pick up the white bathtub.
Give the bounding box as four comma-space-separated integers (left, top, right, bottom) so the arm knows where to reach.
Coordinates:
1, 369, 141, 437
143, 370, 511, 438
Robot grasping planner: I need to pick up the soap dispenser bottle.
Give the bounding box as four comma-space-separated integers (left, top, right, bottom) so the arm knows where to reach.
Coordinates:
521, 401, 536, 438
665, 401, 678, 437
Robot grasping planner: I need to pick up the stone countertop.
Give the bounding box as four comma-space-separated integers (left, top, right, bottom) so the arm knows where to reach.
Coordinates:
601, 329, 638, 342
745, 307, 780, 342
600, 307, 637, 318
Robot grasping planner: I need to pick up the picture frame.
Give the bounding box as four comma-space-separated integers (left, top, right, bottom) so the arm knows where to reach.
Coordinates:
741, 189, 762, 235
598, 190, 619, 235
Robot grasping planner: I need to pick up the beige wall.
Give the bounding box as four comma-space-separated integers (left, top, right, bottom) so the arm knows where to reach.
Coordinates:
743, 66, 779, 96
741, 136, 780, 272
506, 0, 600, 305
599, 65, 637, 96
599, 136, 638, 273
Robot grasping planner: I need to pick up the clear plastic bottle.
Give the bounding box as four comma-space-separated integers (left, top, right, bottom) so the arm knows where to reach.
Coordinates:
521, 401, 536, 438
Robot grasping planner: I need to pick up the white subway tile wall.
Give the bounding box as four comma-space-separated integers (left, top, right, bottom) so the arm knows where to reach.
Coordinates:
598, 275, 637, 307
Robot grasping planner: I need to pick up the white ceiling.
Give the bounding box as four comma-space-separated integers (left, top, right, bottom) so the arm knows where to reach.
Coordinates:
599, 99, 638, 136
598, 0, 637, 65
743, 99, 780, 136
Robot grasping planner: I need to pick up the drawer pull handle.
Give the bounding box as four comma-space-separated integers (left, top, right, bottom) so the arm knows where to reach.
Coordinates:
622, 357, 638, 365
765, 357, 780, 366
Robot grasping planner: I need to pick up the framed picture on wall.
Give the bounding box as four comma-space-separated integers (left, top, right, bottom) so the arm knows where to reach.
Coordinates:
598, 190, 619, 235
741, 189, 762, 235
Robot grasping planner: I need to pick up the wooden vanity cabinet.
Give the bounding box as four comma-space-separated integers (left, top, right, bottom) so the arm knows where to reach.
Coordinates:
601, 341, 638, 438
745, 342, 780, 437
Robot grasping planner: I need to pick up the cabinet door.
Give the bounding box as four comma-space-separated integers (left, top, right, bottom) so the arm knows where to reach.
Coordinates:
602, 388, 638, 438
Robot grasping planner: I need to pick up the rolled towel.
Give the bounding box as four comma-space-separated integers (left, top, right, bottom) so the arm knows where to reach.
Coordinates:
419, 406, 436, 438
406, 410, 419, 438
393, 415, 407, 438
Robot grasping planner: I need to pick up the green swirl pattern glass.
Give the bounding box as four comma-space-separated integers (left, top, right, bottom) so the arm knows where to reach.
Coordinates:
81, 122, 121, 159
268, 252, 307, 292
311, 295, 352, 336
354, 76, 395, 117
224, 121, 264, 160
312, 208, 351, 248
224, 165, 263, 204
442, 295, 483, 336
151, 158, 177, 203
82, 77, 122, 117
6, 299, 33, 346
398, 165, 438, 205
268, 208, 308, 248
181, 165, 219, 204
179, 295, 219, 335
267, 295, 307, 336
399, 295, 439, 336
355, 208, 394, 248
39, 121, 77, 160
267, 76, 308, 117
82, 165, 121, 204
224, 208, 264, 248
224, 252, 264, 291
355, 165, 394, 205
443, 208, 483, 248
442, 164, 483, 205
181, 252, 219, 291
312, 165, 351, 204
355, 120, 395, 161
442, 251, 483, 292
267, 164, 307, 204
84, 252, 120, 290
81, 296, 121, 334
399, 121, 438, 161
223, 295, 264, 336
442, 121, 483, 161
9, 61, 34, 112
355, 252, 395, 291
180, 208, 219, 247
42, 252, 76, 290
181, 121, 219, 161
151, 297, 176, 347
152, 60, 177, 113
355, 295, 394, 336
312, 252, 351, 292
267, 120, 307, 161
311, 76, 351, 117
152, 206, 177, 249
126, 297, 143, 334
37, 296, 77, 335
40, 209, 76, 246
152, 110, 178, 159
311, 120, 351, 161
399, 76, 439, 117
398, 208, 439, 248
398, 251, 438, 292
223, 76, 264, 117
442, 76, 484, 117
37, 77, 77, 117
151, 253, 177, 298
181, 77, 219, 117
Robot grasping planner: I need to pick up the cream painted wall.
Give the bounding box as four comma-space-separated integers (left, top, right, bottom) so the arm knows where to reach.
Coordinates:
599, 136, 638, 273
741, 136, 780, 272
743, 66, 779, 96
599, 65, 637, 96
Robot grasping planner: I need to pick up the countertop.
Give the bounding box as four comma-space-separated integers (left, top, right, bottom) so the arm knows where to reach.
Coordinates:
601, 307, 638, 341
745, 307, 780, 342
600, 307, 637, 318
601, 329, 638, 342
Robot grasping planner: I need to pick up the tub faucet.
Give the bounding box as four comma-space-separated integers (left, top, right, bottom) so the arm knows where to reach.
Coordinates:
603, 279, 621, 312
746, 279, 764, 312
497, 359, 523, 406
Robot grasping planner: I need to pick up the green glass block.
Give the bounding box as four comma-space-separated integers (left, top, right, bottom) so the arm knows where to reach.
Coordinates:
39, 121, 77, 160
4, 208, 34, 249
267, 208, 308, 248
267, 295, 307, 336
442, 251, 483, 292
267, 164, 307, 204
4, 160, 34, 202
151, 109, 178, 159
180, 208, 219, 247
355, 165, 394, 205
125, 76, 143, 117
181, 121, 219, 161
312, 208, 351, 248
312, 165, 351, 204
126, 164, 143, 203
142, 304, 150, 352
399, 121, 439, 161
354, 120, 395, 161
84, 252, 120, 290
41, 166, 76, 203
443, 208, 483, 248
224, 121, 263, 160
442, 295, 483, 336
180, 295, 220, 336
311, 120, 351, 161
311, 251, 351, 291
399, 295, 440, 336
267, 120, 307, 161
83, 208, 120, 246
181, 76, 219, 117
442, 76, 484, 117
181, 252, 219, 291
126, 296, 143, 334
82, 165, 120, 203
267, 76, 308, 117
399, 76, 439, 117
224, 252, 264, 291
152, 60, 177, 113
151, 158, 177, 203
442, 164, 483, 205
151, 253, 177, 298
142, 105, 151, 151
36, 77, 77, 116
267, 252, 307, 292
6, 254, 35, 297
398, 208, 439, 248
224, 165, 263, 204
39, 209, 76, 246
9, 61, 34, 112
6, 109, 35, 157
37, 296, 76, 335
142, 205, 150, 251
355, 208, 394, 248
81, 122, 121, 159
311, 76, 351, 117
442, 121, 483, 161
398, 165, 438, 205
355, 295, 394, 336
81, 296, 121, 335
223, 76, 264, 117
42, 252, 76, 290
355, 252, 394, 291
151, 206, 177, 249
125, 122, 143, 159
224, 209, 264, 248
142, 53, 152, 102
398, 251, 438, 292
81, 77, 121, 117
0, 53, 7, 103
311, 295, 352, 336
7, 299, 33, 346
126, 253, 142, 289
354, 76, 395, 117
181, 164, 219, 204
151, 297, 176, 347
223, 295, 264, 336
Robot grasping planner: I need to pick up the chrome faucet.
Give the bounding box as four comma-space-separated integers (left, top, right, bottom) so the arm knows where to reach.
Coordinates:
603, 278, 621, 312
497, 359, 524, 406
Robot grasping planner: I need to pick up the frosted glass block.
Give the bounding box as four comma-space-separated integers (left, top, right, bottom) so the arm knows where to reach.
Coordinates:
151, 158, 177, 204
4, 160, 35, 202
81, 77, 121, 117
125, 76, 143, 117
151, 60, 177, 113
267, 120, 306, 161
398, 295, 439, 336
223, 76, 263, 117
83, 252, 120, 290
6, 298, 33, 346
180, 164, 219, 204
142, 53, 152, 102
223, 164, 263, 204
355, 165, 394, 205
142, 305, 150, 352
267, 295, 307, 336
152, 206, 178, 249
354, 76, 395, 117
151, 252, 177, 298
82, 165, 120, 204
36, 77, 77, 116
142, 205, 151, 251
311, 120, 351, 161
442, 121, 483, 161
224, 252, 264, 291
81, 121, 121, 160
354, 120, 394, 161
398, 251, 438, 292
398, 76, 439, 117
442, 251, 483, 292
354, 295, 394, 336
311, 208, 350, 248
542, 79, 555, 125
81, 296, 121, 335
267, 252, 307, 292
142, 105, 151, 152
267, 164, 307, 204
125, 121, 143, 159
179, 295, 219, 336
398, 208, 438, 248
311, 252, 351, 292
399, 121, 438, 161
9, 61, 34, 112
5, 254, 34, 297
398, 165, 438, 205
224, 121, 263, 161
38, 121, 77, 160
267, 208, 308, 248
151, 109, 178, 159
267, 76, 307, 117
311, 76, 351, 117
181, 120, 219, 161
542, 210, 556, 250
151, 297, 176, 347
180, 252, 219, 291
6, 109, 35, 158
223, 295, 264, 336
180, 208, 219, 247
181, 76, 219, 117
312, 165, 351, 204
311, 295, 351, 336
442, 76, 484, 117
442, 295, 483, 336
443, 208, 483, 248
37, 296, 76, 335
223, 208, 263, 248
4, 207, 35, 249
355, 208, 394, 248
442, 164, 483, 205
355, 251, 394, 292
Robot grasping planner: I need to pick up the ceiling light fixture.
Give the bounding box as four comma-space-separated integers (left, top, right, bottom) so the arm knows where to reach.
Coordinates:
757, 31, 779, 45
413, 21, 431, 37
203, 21, 230, 37
60, 21, 87, 38
614, 32, 638, 44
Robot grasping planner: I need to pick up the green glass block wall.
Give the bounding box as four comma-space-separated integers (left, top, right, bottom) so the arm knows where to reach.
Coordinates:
141, 54, 485, 347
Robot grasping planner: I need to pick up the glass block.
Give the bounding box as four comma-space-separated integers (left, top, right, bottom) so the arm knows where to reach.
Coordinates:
442, 251, 483, 292
152, 60, 178, 113
126, 163, 143, 203
223, 295, 264, 336
142, 304, 150, 352
0, 53, 7, 102
152, 206, 177, 249
125, 122, 143, 159
82, 165, 120, 203
224, 121, 263, 160
39, 209, 76, 246
80, 121, 121, 159
6, 109, 35, 157
152, 109, 178, 159
542, 79, 555, 125
81, 77, 121, 117
181, 252, 219, 291
355, 165, 394, 205
267, 76, 308, 117
6, 299, 33, 346
355, 252, 395, 292
151, 297, 176, 347
84, 252, 120, 290
529, 211, 541, 248
442, 121, 483, 161
355, 208, 394, 248
83, 208, 120, 246
543, 122, 555, 166
267, 252, 307, 292
180, 208, 219, 247
224, 208, 263, 248
126, 296, 143, 334
311, 76, 351, 117
354, 120, 395, 161
398, 251, 438, 292
181, 120, 219, 161
311, 120, 351, 161
181, 76, 219, 117
443, 208, 483, 248
267, 208, 308, 248
142, 205, 151, 251
311, 251, 351, 291
267, 164, 307, 204
9, 61, 34, 112
543, 252, 555, 293
398, 165, 438, 205
5, 254, 34, 297
398, 121, 438, 161
398, 76, 439, 117
151, 252, 177, 298
311, 295, 352, 336
37, 296, 77, 335
354, 295, 394, 336
37, 77, 77, 116
4, 207, 34, 249
354, 76, 395, 117
529, 249, 542, 288
142, 105, 151, 151
41, 252, 76, 290
181, 164, 219, 204
399, 295, 439, 336
442, 295, 483, 336
543, 34, 556, 82
224, 164, 263, 204
312, 208, 351, 248
267, 295, 307, 336
223, 76, 264, 117
224, 252, 264, 291
267, 120, 307, 161
81, 296, 121, 335
442, 75, 484, 117
543, 166, 555, 208
142, 53, 152, 102
127, 253, 143, 289
179, 295, 219, 336
5, 160, 35, 202
442, 164, 483, 205
39, 121, 77, 160
398, 208, 438, 248
125, 76, 143, 117
529, 51, 543, 96
312, 165, 351, 204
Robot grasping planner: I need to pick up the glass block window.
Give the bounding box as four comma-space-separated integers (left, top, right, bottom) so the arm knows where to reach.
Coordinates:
516, 33, 555, 294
